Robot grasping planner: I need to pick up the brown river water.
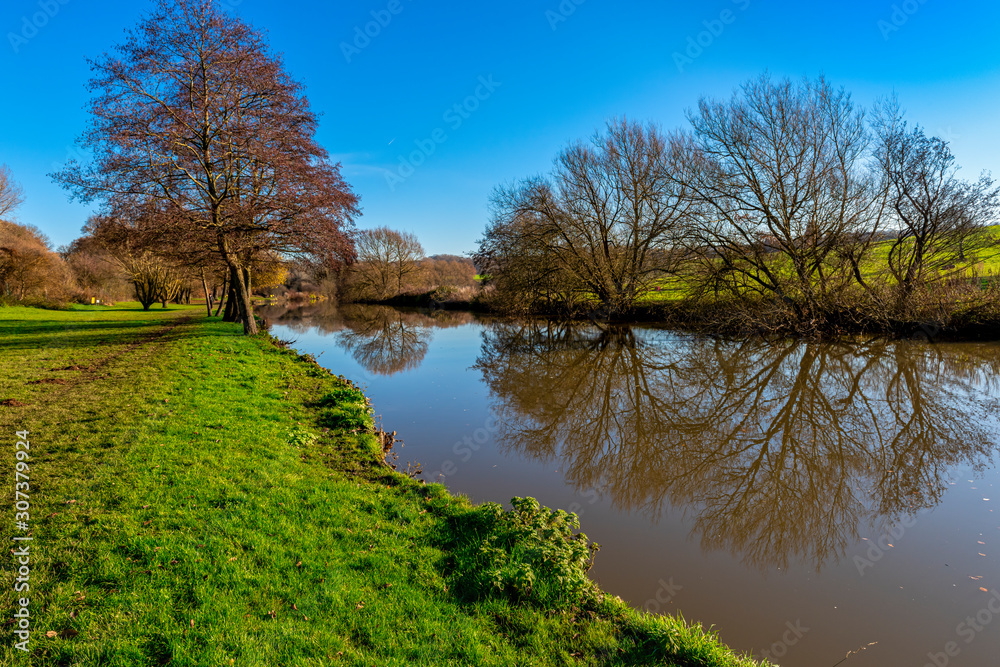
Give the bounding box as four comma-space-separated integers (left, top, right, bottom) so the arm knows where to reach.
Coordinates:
262, 303, 1000, 667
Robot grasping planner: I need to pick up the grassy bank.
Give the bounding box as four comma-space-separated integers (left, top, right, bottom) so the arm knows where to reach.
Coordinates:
0, 304, 769, 666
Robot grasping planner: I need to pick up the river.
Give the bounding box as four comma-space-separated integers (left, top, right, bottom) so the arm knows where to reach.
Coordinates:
261, 303, 1000, 667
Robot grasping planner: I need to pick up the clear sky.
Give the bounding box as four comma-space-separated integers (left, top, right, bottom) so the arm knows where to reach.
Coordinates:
2, 0, 999, 255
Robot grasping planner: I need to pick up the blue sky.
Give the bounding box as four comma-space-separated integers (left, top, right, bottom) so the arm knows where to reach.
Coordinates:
2, 0, 999, 255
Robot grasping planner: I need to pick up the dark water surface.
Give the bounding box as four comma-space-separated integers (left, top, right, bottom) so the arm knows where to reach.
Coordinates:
263, 304, 1000, 667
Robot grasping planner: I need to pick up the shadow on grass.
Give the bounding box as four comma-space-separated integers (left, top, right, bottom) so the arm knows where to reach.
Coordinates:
0, 318, 234, 351
0, 320, 173, 336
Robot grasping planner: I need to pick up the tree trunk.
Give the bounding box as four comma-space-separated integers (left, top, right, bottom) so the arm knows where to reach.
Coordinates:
230, 263, 257, 335
215, 272, 228, 317
223, 278, 237, 321
216, 234, 257, 335
200, 269, 212, 316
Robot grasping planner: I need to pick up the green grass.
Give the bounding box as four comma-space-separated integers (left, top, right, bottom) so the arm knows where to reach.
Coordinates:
0, 303, 770, 667
634, 226, 1000, 307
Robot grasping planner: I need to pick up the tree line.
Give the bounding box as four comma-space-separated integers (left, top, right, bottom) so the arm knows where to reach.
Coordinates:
475, 75, 1000, 334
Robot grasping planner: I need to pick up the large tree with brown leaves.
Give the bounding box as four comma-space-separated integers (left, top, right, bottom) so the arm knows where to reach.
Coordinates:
53, 0, 359, 334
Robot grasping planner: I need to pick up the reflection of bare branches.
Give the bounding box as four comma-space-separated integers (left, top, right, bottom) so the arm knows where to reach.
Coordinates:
260, 303, 476, 376
475, 324, 1000, 571
257, 301, 343, 334
338, 306, 431, 376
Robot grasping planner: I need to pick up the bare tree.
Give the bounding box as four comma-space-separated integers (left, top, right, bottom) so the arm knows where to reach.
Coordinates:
475, 210, 582, 315
123, 253, 177, 311
676, 75, 885, 328
873, 99, 1000, 301
0, 164, 25, 220
84, 212, 183, 310
349, 227, 425, 300
53, 0, 359, 334
482, 118, 692, 316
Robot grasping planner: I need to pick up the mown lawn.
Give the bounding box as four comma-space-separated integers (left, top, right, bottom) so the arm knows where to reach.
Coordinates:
0, 303, 768, 667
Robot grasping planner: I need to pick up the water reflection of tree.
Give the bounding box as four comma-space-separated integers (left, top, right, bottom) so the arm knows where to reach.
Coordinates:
261, 303, 474, 376
337, 306, 432, 375
475, 323, 1000, 570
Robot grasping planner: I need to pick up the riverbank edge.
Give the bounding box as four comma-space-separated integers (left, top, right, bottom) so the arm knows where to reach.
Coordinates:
0, 304, 771, 666
347, 291, 1000, 341
254, 317, 773, 666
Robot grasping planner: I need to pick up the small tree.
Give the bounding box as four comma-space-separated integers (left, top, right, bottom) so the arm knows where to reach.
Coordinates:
874, 99, 1000, 299
474, 211, 581, 314
349, 227, 425, 300
85, 209, 190, 310
121, 252, 175, 310
0, 164, 25, 220
482, 118, 692, 316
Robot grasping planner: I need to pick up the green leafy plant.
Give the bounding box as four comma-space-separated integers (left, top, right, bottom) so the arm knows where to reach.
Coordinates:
448, 497, 600, 606
286, 425, 318, 448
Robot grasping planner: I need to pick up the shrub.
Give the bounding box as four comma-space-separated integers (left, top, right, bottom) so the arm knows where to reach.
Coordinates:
446, 497, 600, 607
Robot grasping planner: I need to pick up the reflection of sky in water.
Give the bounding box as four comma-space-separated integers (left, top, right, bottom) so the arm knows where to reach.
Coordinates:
267, 303, 1000, 667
